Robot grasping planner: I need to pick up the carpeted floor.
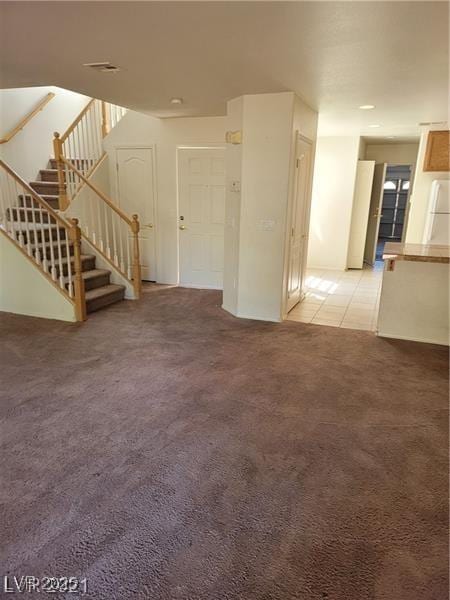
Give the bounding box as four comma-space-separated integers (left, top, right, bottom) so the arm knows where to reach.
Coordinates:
1, 286, 448, 600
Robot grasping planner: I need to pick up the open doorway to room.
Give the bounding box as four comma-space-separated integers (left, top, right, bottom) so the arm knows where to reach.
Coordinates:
364, 163, 413, 266
287, 138, 419, 332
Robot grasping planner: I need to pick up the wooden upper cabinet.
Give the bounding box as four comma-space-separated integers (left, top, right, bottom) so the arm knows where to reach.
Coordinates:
423, 130, 450, 172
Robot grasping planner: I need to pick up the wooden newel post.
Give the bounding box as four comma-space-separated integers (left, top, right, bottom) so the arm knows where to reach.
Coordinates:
101, 101, 110, 138
131, 214, 142, 299
70, 218, 87, 321
53, 132, 68, 211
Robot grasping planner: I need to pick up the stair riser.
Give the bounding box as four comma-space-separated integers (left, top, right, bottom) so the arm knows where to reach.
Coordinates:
29, 244, 74, 261
84, 273, 111, 291
40, 170, 60, 183
52, 256, 96, 279
8, 208, 51, 224
18, 195, 60, 210
30, 182, 60, 196
19, 228, 68, 245
86, 289, 125, 313
49, 158, 90, 171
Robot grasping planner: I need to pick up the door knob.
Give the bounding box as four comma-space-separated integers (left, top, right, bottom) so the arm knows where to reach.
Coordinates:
145, 223, 153, 228
179, 225, 187, 230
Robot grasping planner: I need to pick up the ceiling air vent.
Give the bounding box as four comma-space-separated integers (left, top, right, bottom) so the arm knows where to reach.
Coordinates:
418, 121, 446, 126
83, 62, 121, 73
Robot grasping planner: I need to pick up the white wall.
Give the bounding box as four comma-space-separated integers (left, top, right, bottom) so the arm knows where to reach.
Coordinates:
365, 143, 419, 165
222, 97, 243, 315
307, 136, 361, 270
224, 92, 317, 322
280, 95, 318, 316
103, 111, 226, 284
0, 86, 89, 181
406, 127, 450, 243
0, 233, 76, 321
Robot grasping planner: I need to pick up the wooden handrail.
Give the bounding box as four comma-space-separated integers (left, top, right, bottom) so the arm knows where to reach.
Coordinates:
0, 159, 71, 230
60, 156, 133, 226
0, 92, 55, 144
59, 98, 95, 143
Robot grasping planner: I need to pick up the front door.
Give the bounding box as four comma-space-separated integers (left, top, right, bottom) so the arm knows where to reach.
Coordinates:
287, 135, 313, 312
178, 148, 226, 289
116, 147, 156, 281
364, 163, 387, 265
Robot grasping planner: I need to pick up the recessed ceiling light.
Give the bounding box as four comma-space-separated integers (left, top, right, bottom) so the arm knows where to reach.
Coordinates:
368, 124, 381, 128
359, 104, 375, 110
170, 97, 183, 105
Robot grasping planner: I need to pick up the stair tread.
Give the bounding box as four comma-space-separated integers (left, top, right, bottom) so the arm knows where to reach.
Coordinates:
85, 284, 125, 301
30, 180, 58, 187
82, 268, 110, 280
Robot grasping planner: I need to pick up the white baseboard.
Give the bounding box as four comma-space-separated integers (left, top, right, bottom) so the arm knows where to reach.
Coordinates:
377, 331, 449, 346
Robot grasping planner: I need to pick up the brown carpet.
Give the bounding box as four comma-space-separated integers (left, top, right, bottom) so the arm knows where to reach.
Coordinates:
1, 286, 448, 600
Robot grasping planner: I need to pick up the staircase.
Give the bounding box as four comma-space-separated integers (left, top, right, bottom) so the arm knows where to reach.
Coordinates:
14, 160, 126, 313
1, 94, 139, 322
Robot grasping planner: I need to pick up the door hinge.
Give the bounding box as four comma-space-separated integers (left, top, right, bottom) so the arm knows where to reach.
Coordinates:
296, 158, 300, 168
116, 162, 119, 172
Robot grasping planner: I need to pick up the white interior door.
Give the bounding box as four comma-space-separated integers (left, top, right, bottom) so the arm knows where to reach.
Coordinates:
178, 148, 226, 289
116, 147, 156, 281
287, 135, 313, 312
347, 160, 375, 269
364, 163, 387, 265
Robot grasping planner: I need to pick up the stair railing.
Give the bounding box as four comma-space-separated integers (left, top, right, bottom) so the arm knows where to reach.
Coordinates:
53, 99, 127, 210
60, 156, 142, 299
0, 92, 55, 145
0, 159, 86, 321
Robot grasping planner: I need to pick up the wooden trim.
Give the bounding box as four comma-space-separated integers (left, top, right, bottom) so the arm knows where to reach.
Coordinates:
61, 157, 133, 226
52, 133, 68, 210
0, 228, 76, 306
69, 218, 87, 321
131, 214, 142, 298
59, 98, 95, 143
101, 101, 110, 138
0, 92, 55, 144
69, 152, 107, 204
0, 159, 71, 230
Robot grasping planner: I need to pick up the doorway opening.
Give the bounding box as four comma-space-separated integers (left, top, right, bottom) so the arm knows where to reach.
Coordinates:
375, 165, 412, 261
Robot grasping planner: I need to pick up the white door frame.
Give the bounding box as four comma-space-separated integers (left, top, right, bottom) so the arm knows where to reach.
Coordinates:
283, 132, 314, 316
114, 145, 158, 282
176, 145, 226, 287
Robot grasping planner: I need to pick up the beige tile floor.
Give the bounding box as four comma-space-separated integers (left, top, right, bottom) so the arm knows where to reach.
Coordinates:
287, 264, 384, 331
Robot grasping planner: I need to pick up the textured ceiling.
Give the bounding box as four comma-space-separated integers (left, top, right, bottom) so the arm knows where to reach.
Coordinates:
0, 1, 448, 138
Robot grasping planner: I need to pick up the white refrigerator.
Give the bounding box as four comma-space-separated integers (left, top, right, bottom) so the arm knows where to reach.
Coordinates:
423, 180, 450, 244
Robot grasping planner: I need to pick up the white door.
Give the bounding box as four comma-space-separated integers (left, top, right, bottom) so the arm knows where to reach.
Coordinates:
178, 148, 226, 289
287, 135, 313, 312
347, 160, 375, 269
364, 163, 387, 265
116, 147, 156, 281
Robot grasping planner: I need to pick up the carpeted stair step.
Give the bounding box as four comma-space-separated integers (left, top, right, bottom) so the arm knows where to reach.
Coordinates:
49, 253, 96, 278
18, 194, 60, 210
13, 224, 68, 245
40, 169, 60, 182
49, 158, 90, 171
7, 206, 52, 223
27, 240, 74, 260
85, 284, 126, 313
82, 268, 111, 291
29, 181, 60, 196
